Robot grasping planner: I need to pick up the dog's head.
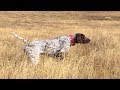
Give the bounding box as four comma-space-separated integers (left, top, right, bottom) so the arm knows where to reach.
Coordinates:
75, 33, 90, 44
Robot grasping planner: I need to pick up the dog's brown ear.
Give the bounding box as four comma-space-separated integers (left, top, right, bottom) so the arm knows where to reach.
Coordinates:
75, 33, 85, 43
80, 34, 85, 39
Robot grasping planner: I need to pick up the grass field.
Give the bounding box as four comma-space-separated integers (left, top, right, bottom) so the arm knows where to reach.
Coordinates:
0, 11, 120, 79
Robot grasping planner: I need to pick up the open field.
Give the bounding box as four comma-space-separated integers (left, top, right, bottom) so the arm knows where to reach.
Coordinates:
0, 11, 120, 79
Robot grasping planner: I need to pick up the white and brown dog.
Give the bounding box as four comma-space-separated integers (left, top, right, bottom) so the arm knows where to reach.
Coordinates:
12, 32, 90, 64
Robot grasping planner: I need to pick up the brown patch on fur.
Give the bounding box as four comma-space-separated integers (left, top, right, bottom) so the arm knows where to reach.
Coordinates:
75, 33, 90, 44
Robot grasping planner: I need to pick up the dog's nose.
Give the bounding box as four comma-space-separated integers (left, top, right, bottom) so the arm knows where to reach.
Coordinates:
86, 38, 90, 43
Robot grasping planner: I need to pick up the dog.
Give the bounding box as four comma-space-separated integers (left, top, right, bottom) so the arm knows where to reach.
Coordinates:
11, 32, 90, 65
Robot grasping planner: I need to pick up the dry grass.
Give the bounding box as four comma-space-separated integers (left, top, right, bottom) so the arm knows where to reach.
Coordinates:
0, 11, 120, 79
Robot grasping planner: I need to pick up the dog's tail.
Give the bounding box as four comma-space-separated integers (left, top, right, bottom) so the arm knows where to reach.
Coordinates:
11, 32, 27, 43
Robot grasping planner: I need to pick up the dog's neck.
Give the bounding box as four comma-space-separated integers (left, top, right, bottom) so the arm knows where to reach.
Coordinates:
69, 34, 76, 46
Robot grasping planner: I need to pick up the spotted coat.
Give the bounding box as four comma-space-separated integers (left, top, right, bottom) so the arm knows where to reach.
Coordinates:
11, 32, 90, 65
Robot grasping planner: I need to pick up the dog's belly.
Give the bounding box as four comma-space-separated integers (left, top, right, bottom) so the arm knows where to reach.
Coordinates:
45, 47, 61, 55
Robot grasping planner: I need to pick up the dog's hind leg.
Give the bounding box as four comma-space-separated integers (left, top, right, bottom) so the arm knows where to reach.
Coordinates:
28, 53, 40, 65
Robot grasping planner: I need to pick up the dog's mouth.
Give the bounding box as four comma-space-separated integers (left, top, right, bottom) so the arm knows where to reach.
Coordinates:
82, 38, 90, 44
